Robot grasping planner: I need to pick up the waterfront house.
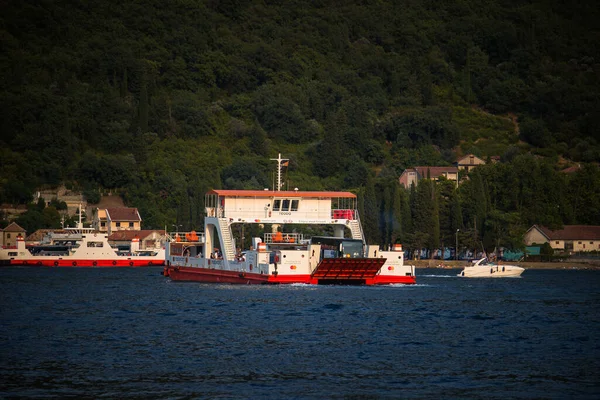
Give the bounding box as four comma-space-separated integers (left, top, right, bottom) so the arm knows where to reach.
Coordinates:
524, 225, 600, 253
455, 154, 486, 173
94, 207, 142, 235
0, 222, 26, 247
108, 230, 166, 251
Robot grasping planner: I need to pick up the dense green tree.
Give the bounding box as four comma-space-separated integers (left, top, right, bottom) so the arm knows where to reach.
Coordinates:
0, 0, 599, 238
390, 184, 403, 245
361, 175, 379, 244
567, 164, 600, 225
410, 179, 438, 253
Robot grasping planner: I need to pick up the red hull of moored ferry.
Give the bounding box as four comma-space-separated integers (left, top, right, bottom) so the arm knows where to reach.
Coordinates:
10, 259, 162, 267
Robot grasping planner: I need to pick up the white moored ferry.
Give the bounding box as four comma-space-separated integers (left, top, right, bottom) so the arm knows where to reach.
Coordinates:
163, 154, 416, 285
0, 228, 165, 267
1, 203, 166, 268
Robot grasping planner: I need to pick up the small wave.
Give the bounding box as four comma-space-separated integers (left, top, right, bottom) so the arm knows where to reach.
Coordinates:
387, 283, 431, 287
419, 274, 459, 278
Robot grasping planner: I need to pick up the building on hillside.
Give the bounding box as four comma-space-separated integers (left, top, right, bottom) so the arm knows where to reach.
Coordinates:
524, 225, 600, 253
1, 222, 26, 247
94, 207, 142, 235
456, 154, 486, 173
35, 185, 86, 216
87, 195, 126, 229
108, 230, 166, 251
399, 166, 458, 189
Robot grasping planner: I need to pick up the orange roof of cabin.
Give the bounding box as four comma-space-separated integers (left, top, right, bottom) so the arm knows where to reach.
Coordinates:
208, 189, 356, 198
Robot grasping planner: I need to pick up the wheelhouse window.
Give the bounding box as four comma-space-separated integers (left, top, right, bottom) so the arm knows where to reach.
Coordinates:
87, 242, 103, 248
273, 199, 299, 212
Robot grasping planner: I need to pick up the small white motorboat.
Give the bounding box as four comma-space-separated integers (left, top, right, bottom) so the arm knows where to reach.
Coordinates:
458, 257, 524, 278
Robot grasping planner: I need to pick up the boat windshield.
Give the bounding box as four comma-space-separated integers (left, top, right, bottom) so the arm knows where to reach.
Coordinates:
310, 237, 364, 258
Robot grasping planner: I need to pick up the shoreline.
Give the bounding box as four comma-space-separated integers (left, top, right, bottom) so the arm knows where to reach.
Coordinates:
410, 259, 600, 270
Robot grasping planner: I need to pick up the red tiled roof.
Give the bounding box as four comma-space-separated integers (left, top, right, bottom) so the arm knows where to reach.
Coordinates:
108, 230, 165, 241
26, 229, 66, 242
456, 154, 485, 164
414, 166, 458, 179
537, 225, 600, 240
105, 208, 141, 221
3, 222, 26, 232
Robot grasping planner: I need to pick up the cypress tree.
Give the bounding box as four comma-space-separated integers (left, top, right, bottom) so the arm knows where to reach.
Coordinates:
362, 175, 379, 244
139, 72, 149, 133
391, 183, 403, 244
382, 184, 394, 246
400, 187, 412, 240
430, 182, 440, 250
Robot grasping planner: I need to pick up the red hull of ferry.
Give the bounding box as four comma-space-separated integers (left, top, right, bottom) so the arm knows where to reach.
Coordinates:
371, 275, 416, 285
9, 259, 163, 267
164, 266, 271, 284
163, 266, 415, 285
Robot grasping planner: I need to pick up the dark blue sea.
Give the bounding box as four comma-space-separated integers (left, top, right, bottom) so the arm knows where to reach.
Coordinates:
1, 267, 599, 399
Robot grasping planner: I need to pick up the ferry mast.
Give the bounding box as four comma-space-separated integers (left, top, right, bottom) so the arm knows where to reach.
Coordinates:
270, 153, 289, 191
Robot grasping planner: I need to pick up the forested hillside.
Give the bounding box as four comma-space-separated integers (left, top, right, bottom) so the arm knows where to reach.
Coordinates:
1, 0, 599, 253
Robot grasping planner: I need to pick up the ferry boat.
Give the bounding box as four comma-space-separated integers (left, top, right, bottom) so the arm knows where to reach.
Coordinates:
163, 154, 416, 285
0, 219, 165, 268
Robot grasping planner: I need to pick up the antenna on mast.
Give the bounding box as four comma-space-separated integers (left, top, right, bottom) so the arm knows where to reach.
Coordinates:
270, 153, 289, 191
77, 203, 83, 229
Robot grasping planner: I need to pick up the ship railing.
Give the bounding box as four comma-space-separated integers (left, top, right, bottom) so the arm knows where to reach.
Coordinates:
264, 232, 304, 244
168, 231, 206, 243
213, 209, 349, 220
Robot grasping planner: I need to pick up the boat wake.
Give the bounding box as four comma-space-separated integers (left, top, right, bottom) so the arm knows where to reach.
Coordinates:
387, 283, 431, 287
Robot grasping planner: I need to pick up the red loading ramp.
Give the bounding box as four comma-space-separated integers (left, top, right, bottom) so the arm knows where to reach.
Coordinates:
311, 258, 386, 283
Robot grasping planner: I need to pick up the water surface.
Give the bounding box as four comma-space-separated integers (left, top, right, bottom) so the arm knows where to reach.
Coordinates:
1, 267, 598, 399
